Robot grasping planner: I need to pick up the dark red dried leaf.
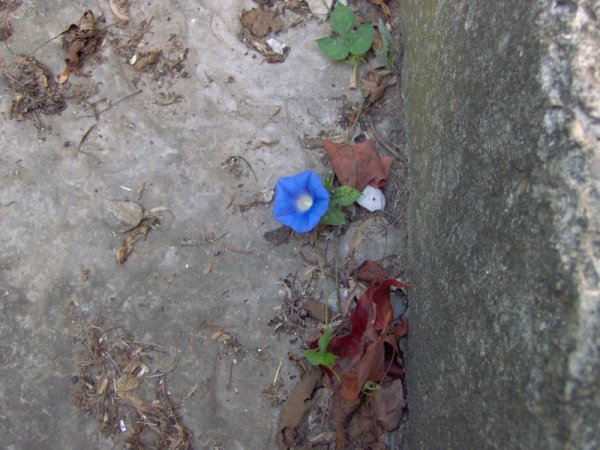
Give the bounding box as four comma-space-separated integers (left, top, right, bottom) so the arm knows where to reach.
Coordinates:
355, 260, 391, 284
371, 279, 411, 331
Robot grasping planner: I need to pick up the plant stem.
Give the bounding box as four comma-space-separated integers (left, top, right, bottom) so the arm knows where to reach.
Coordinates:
349, 59, 359, 89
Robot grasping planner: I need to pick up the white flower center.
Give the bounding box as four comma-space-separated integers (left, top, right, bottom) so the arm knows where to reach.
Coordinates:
295, 194, 313, 212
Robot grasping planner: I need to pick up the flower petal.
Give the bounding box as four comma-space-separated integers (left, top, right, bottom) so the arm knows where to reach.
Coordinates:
272, 170, 330, 233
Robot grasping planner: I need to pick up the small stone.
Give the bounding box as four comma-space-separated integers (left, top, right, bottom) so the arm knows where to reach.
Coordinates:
305, 0, 334, 20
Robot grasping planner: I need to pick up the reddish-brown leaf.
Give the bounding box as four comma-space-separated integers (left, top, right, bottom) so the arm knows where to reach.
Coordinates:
328, 294, 371, 360
372, 379, 404, 431
371, 279, 411, 331
392, 317, 408, 337
323, 276, 410, 405
355, 260, 391, 284
322, 139, 393, 191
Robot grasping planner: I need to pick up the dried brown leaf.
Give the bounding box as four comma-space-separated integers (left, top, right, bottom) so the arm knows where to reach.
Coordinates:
58, 10, 100, 83
322, 139, 393, 190
131, 50, 161, 71
372, 379, 404, 431
277, 370, 322, 448
240, 7, 283, 38
303, 298, 332, 323
371, 0, 392, 20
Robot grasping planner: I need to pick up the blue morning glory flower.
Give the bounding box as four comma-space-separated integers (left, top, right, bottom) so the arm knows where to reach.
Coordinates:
273, 170, 329, 233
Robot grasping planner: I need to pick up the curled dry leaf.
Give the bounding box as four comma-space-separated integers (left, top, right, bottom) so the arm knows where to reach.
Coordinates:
109, 0, 129, 25
362, 69, 397, 105
131, 50, 161, 72
115, 206, 166, 264
58, 10, 101, 83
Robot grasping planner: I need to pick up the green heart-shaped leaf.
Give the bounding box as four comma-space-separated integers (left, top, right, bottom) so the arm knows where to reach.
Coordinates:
321, 207, 346, 226
331, 185, 362, 207
316, 36, 350, 61
349, 22, 374, 56
329, 2, 355, 36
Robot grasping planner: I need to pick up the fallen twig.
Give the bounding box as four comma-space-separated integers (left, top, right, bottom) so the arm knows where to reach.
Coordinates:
368, 119, 405, 161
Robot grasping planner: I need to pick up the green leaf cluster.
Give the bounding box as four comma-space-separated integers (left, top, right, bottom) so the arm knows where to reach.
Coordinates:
321, 185, 362, 226
303, 324, 337, 368
316, 3, 374, 61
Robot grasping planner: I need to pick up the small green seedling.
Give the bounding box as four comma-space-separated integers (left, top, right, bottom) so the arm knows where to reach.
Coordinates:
304, 324, 337, 368
361, 380, 382, 395
316, 3, 374, 61
316, 3, 374, 86
321, 185, 362, 226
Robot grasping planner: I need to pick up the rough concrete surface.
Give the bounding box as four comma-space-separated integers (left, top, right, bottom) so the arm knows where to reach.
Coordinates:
0, 1, 406, 449
402, 1, 599, 449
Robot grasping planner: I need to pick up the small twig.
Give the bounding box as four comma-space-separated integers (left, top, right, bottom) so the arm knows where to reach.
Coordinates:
204, 232, 229, 244
368, 119, 404, 160
224, 193, 235, 210
345, 97, 365, 142
77, 123, 96, 153
225, 155, 257, 181
226, 360, 234, 390
136, 181, 146, 201
273, 360, 283, 384
224, 245, 255, 254
80, 89, 142, 118
204, 322, 237, 329
334, 231, 341, 311
183, 383, 198, 401
26, 31, 64, 58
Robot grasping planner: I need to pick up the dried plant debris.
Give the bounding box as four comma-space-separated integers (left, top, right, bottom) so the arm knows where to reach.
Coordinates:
277, 369, 323, 448
109, 0, 130, 26
0, 0, 20, 41
275, 264, 410, 448
58, 10, 102, 84
263, 225, 292, 246
108, 18, 189, 82
109, 17, 154, 60
130, 50, 161, 72
74, 324, 192, 449
362, 68, 396, 105
106, 200, 167, 264
239, 7, 290, 63
370, 0, 392, 20
3, 56, 66, 126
